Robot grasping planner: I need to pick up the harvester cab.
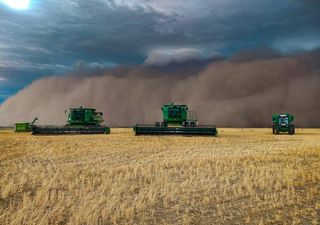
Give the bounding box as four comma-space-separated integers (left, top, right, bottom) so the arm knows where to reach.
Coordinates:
272, 113, 295, 135
67, 106, 104, 126
158, 103, 198, 127
278, 115, 288, 127
134, 102, 218, 136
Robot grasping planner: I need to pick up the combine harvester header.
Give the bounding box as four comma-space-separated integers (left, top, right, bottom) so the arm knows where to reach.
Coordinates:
134, 102, 218, 136
32, 106, 110, 135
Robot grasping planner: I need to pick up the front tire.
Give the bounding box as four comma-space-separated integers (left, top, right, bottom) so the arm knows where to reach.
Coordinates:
275, 126, 280, 135
289, 124, 295, 135
272, 125, 276, 134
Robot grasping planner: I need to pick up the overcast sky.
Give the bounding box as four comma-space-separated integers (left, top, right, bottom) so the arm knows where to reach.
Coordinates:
0, 0, 319, 103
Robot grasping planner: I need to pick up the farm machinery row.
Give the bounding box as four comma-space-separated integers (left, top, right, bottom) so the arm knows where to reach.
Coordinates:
14, 103, 296, 136
15, 103, 218, 136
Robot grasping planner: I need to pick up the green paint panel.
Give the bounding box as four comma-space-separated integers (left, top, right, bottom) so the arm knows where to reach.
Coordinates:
14, 123, 31, 132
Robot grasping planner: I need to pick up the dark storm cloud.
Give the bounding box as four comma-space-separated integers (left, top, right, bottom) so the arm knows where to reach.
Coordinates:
0, 0, 319, 101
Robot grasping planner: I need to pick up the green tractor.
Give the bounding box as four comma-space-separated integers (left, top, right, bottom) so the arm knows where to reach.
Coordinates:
32, 106, 110, 135
134, 102, 218, 136
272, 113, 295, 135
14, 117, 38, 132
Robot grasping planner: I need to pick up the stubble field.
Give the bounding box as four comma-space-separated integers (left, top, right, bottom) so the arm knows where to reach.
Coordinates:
0, 128, 319, 225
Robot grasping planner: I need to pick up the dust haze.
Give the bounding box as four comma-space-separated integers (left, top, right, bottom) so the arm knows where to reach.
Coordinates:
0, 50, 319, 127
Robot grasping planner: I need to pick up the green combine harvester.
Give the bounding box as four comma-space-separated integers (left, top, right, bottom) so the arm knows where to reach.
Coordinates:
14, 117, 38, 132
32, 106, 110, 135
134, 102, 218, 136
272, 113, 295, 135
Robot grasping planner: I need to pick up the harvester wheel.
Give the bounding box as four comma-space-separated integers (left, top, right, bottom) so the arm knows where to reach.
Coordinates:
272, 125, 276, 134
190, 122, 196, 127
275, 126, 280, 135
289, 125, 295, 135
292, 125, 295, 134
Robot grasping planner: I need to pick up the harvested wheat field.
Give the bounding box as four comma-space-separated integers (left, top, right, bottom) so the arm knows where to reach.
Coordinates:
0, 128, 319, 225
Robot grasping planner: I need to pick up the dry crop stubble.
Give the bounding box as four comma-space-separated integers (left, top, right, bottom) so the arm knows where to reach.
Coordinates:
0, 128, 319, 225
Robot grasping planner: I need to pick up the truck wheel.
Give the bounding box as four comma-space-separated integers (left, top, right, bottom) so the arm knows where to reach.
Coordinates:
275, 126, 279, 135
289, 125, 295, 135
190, 122, 196, 127
272, 125, 276, 134
155, 122, 160, 127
